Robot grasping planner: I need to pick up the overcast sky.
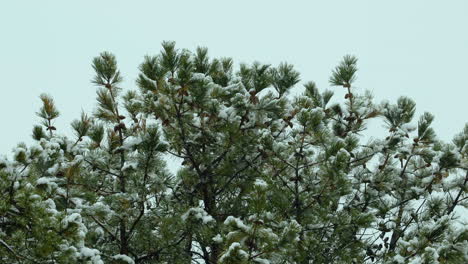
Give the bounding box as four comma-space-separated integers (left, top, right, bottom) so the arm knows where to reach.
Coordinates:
1, 0, 467, 158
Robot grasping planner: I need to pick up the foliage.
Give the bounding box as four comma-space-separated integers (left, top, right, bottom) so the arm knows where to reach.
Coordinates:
1, 42, 467, 264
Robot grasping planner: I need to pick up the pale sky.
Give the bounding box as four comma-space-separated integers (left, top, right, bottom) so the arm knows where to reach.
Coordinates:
1, 0, 467, 157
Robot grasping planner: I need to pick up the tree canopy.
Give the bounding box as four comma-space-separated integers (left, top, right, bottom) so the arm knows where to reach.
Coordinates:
1, 41, 467, 264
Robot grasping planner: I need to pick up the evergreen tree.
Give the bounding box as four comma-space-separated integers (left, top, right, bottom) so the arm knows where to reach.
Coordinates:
1, 42, 467, 263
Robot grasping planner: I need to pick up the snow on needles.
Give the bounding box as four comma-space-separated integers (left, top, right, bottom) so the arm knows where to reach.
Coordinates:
254, 178, 268, 189
181, 207, 215, 224
219, 242, 248, 262
112, 254, 135, 264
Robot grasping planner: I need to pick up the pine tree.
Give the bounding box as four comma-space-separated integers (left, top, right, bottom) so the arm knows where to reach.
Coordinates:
1, 42, 467, 263
1, 95, 104, 263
